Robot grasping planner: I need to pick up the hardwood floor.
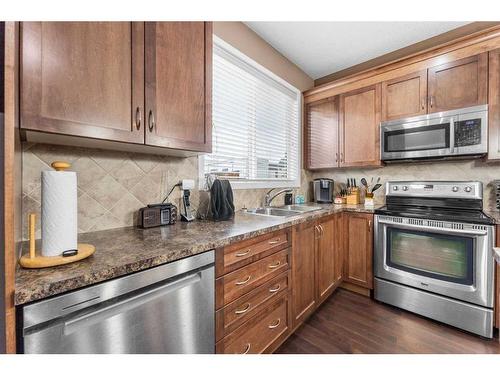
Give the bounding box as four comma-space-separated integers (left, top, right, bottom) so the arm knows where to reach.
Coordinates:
277, 289, 500, 354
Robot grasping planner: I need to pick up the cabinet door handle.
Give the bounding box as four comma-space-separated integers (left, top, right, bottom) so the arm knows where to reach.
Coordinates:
429, 96, 434, 108
368, 220, 372, 233
269, 284, 281, 293
421, 99, 425, 111
241, 343, 251, 354
268, 318, 281, 329
268, 261, 281, 269
268, 238, 281, 245
319, 224, 324, 236
235, 275, 251, 285
135, 107, 141, 130
148, 110, 155, 132
235, 249, 251, 257
315, 225, 320, 238
235, 303, 251, 315
335, 152, 338, 163
340, 153, 344, 163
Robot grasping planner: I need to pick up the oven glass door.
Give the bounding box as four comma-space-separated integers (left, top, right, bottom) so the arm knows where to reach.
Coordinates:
383, 122, 450, 154
386, 228, 474, 285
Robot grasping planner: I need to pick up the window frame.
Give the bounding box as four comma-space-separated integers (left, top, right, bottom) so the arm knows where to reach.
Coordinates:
199, 36, 302, 191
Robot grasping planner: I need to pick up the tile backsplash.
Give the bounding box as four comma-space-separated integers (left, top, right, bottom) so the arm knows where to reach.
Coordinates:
312, 159, 500, 210
22, 143, 312, 239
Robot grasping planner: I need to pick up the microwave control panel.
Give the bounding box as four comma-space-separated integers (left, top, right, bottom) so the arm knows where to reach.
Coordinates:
454, 118, 482, 147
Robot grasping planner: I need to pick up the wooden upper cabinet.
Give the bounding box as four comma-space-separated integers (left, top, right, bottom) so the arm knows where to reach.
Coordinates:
291, 221, 317, 328
427, 53, 487, 113
339, 84, 381, 167
305, 97, 339, 169
21, 22, 145, 143
489, 49, 500, 160
344, 213, 373, 289
381, 70, 427, 121
145, 22, 212, 152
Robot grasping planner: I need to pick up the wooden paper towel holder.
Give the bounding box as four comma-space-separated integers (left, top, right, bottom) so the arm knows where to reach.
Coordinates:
19, 201, 95, 268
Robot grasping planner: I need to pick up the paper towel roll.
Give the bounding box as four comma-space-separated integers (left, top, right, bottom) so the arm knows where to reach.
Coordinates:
41, 170, 78, 257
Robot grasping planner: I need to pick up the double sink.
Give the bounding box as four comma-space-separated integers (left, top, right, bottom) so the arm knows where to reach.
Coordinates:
244, 204, 323, 218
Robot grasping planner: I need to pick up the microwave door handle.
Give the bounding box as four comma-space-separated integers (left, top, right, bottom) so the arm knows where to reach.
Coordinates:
449, 118, 455, 154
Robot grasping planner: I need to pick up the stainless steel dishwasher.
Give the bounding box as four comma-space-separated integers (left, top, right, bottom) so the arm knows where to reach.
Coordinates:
20, 251, 214, 354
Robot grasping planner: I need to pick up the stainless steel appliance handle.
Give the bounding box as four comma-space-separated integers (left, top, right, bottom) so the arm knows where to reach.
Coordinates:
377, 217, 489, 236
449, 117, 455, 153
64, 272, 201, 335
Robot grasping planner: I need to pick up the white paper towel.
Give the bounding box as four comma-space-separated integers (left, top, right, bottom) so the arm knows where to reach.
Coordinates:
41, 170, 78, 257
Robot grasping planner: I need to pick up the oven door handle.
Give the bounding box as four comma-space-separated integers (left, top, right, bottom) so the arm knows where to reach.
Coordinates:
377, 219, 489, 236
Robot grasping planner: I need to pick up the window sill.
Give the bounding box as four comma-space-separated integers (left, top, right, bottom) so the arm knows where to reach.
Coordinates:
227, 179, 300, 190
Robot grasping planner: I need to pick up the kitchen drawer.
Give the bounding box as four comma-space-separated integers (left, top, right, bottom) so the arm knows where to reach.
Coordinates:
216, 294, 289, 354
216, 271, 289, 341
216, 229, 290, 277
216, 249, 289, 309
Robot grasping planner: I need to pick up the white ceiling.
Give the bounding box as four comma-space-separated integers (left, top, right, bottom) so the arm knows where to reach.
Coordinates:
245, 22, 469, 79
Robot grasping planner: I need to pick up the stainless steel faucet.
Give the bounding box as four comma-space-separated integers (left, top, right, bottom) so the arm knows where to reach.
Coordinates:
264, 188, 293, 207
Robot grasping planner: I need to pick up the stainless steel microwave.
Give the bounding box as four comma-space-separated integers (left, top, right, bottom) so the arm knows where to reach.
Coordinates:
380, 105, 488, 161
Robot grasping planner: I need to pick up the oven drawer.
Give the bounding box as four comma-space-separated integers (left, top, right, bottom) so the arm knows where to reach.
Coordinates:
216, 294, 289, 354
216, 271, 289, 340
216, 249, 289, 308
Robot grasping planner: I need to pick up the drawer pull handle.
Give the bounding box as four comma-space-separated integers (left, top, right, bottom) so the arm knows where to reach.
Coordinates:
235, 303, 251, 315
235, 249, 251, 257
268, 238, 281, 245
268, 261, 281, 269
235, 275, 251, 285
269, 284, 281, 293
241, 343, 251, 354
268, 319, 281, 329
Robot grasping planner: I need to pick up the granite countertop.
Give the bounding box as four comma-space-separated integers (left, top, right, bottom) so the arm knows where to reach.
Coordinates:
15, 203, 380, 306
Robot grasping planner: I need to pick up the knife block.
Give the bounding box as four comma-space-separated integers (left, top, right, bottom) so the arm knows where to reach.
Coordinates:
346, 188, 360, 205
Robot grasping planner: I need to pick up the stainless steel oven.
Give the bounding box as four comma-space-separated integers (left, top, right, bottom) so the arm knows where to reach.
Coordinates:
374, 181, 495, 338
380, 105, 488, 161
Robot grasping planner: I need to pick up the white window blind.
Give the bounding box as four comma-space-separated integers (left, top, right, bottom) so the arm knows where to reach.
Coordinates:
203, 39, 301, 188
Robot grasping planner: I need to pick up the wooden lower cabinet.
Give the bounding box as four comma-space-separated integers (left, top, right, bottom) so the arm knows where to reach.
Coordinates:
316, 215, 343, 304
215, 229, 292, 354
343, 213, 374, 289
291, 220, 317, 328
216, 294, 291, 354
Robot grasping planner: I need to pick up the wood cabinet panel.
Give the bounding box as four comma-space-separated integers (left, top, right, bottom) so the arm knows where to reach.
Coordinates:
339, 84, 381, 167
334, 213, 344, 286
316, 216, 336, 303
216, 294, 290, 354
291, 221, 317, 328
216, 249, 289, 309
145, 22, 212, 152
21, 22, 145, 143
216, 271, 288, 341
305, 97, 339, 169
489, 49, 500, 160
344, 213, 373, 289
427, 53, 487, 113
381, 70, 427, 121
216, 229, 290, 277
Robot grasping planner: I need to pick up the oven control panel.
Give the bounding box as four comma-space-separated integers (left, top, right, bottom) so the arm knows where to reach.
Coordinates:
386, 181, 482, 200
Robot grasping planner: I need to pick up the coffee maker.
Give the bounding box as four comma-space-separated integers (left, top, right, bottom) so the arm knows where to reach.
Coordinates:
313, 178, 334, 203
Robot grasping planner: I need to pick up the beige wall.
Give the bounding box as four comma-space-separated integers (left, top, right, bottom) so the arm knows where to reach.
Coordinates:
213, 22, 313, 92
